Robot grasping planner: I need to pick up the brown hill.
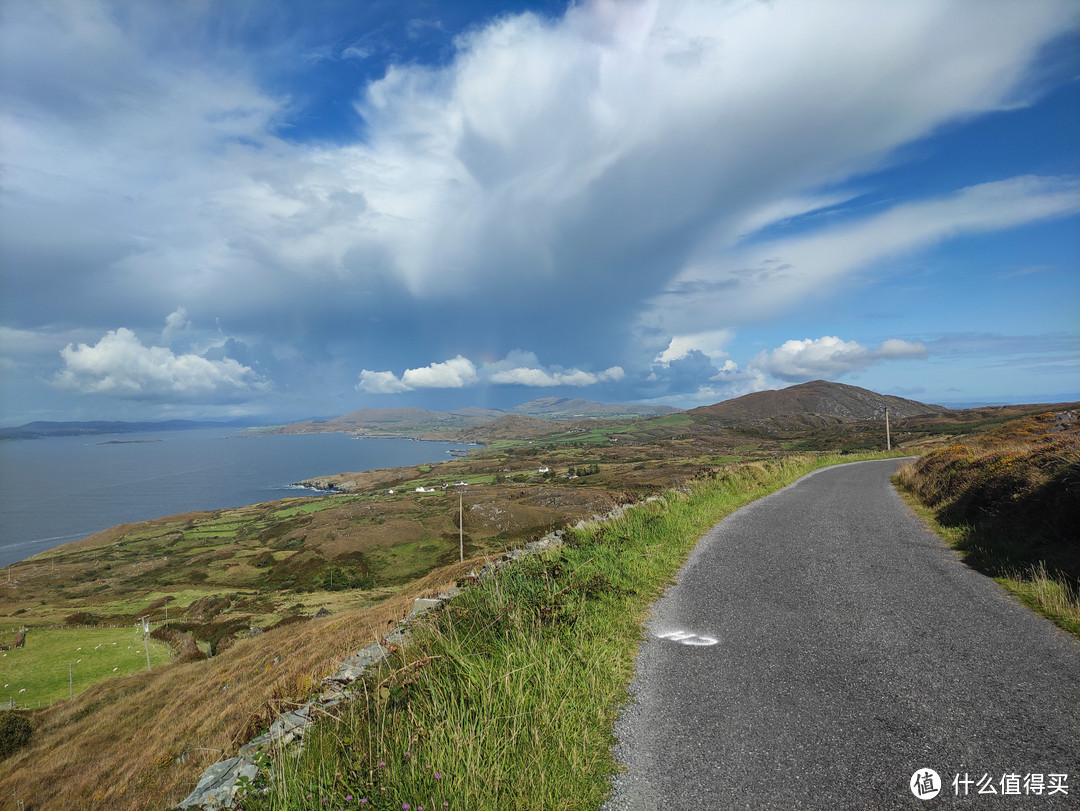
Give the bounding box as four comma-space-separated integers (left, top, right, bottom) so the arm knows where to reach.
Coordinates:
510, 397, 678, 419
450, 414, 564, 442
273, 399, 676, 437
279, 407, 490, 435
688, 380, 950, 432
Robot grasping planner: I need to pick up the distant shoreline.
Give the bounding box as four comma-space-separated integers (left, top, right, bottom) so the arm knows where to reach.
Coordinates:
0, 431, 471, 569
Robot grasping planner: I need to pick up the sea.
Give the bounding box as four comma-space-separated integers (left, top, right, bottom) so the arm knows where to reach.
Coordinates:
0, 427, 469, 568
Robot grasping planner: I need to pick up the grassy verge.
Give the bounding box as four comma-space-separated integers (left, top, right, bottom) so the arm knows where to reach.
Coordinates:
895, 487, 1080, 640
243, 452, 900, 810
893, 424, 1080, 640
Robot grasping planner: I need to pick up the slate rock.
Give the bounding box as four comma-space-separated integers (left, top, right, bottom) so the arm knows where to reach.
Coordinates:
176, 756, 258, 810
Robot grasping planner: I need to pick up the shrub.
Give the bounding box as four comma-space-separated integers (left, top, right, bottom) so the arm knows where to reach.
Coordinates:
64, 611, 101, 626
0, 713, 32, 761
149, 626, 206, 663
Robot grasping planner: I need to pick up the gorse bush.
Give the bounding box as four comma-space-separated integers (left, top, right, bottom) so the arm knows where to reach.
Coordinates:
895, 415, 1080, 639
895, 431, 1079, 583
0, 713, 33, 761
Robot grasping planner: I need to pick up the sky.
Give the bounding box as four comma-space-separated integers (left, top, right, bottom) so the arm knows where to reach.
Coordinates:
1, 0, 1078, 425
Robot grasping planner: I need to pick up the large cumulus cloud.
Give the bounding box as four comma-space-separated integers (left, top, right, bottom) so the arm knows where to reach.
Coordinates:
55, 328, 269, 401
2, 0, 1078, 417
753, 337, 927, 381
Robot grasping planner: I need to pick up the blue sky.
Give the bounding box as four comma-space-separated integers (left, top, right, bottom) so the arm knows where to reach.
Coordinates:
1, 0, 1078, 424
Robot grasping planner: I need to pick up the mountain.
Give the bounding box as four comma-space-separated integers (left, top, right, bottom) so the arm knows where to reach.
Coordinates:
511, 397, 678, 419
0, 419, 254, 440
688, 380, 950, 431
449, 414, 564, 442
273, 398, 679, 436
276, 407, 491, 435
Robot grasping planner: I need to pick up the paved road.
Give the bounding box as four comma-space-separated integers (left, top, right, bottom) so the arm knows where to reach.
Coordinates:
606, 459, 1079, 809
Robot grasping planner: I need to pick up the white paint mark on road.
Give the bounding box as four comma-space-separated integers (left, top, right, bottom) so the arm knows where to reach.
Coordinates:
655, 629, 718, 647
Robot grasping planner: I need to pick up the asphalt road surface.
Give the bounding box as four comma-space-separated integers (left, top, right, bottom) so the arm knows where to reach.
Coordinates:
606, 459, 1079, 810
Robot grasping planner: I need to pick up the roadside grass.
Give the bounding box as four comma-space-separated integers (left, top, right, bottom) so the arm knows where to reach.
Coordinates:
1, 626, 172, 708
896, 491, 1080, 640
1002, 562, 1080, 638
245, 452, 900, 810
893, 421, 1080, 640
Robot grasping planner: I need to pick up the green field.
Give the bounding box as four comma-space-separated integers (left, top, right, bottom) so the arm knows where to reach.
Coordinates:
1, 626, 172, 708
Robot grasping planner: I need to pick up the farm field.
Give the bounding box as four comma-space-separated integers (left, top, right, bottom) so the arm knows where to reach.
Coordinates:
2, 626, 171, 708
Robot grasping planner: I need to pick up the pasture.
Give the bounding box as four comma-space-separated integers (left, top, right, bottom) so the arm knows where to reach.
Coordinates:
1, 626, 171, 708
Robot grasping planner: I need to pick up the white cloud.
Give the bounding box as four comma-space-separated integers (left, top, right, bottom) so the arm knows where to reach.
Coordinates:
490, 365, 624, 387
55, 328, 269, 400
10, 0, 1071, 311
402, 355, 479, 389
646, 175, 1080, 336
355, 370, 412, 394
654, 330, 734, 364
752, 336, 927, 381
358, 355, 478, 393
2, 0, 1078, 415
333, 0, 1079, 301
162, 307, 190, 345
357, 352, 623, 392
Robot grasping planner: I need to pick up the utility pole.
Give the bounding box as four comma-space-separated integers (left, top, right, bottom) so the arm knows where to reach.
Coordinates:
69, 663, 73, 700
459, 492, 464, 563
885, 405, 892, 452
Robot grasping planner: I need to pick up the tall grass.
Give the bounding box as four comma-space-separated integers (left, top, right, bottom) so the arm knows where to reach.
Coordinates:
0, 567, 472, 811
244, 453, 899, 810
1002, 562, 1080, 638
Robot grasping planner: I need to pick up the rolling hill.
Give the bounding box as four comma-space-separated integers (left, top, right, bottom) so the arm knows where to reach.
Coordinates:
273, 397, 679, 437
686, 380, 949, 432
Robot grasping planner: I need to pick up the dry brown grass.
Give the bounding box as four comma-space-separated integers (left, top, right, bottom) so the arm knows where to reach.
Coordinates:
0, 559, 478, 811
894, 409, 1079, 637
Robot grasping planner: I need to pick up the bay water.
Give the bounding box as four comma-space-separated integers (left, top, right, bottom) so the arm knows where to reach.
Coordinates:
0, 428, 468, 568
